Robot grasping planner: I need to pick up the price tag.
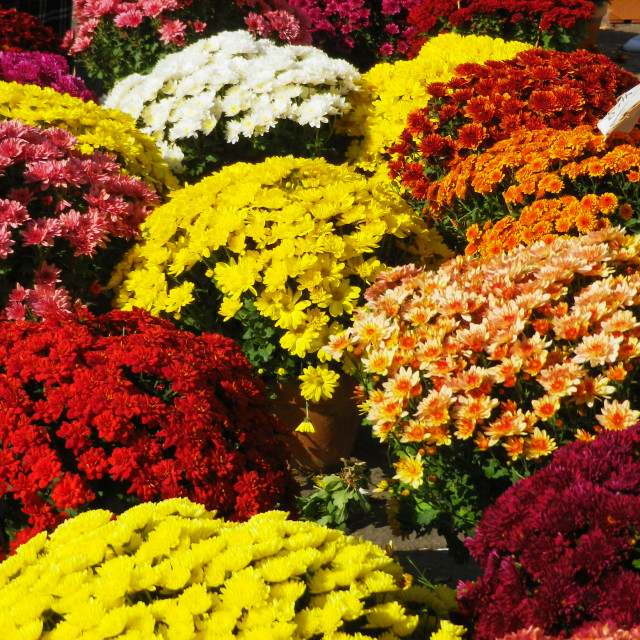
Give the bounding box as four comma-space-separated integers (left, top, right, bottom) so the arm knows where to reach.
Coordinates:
598, 83, 640, 138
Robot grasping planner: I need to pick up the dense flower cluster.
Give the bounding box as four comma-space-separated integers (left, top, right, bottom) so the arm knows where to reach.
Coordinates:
0, 51, 97, 101
0, 81, 178, 194
0, 499, 459, 639
325, 228, 640, 552
424, 125, 640, 254
338, 32, 531, 175
0, 309, 297, 553
103, 30, 360, 178
65, 0, 246, 91
403, 0, 600, 58
242, 0, 423, 70
388, 48, 637, 201
0, 120, 159, 318
0, 7, 62, 53
459, 424, 640, 638
109, 155, 451, 401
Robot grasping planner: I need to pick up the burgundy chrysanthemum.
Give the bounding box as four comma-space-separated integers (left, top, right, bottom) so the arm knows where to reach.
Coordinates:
459, 423, 640, 639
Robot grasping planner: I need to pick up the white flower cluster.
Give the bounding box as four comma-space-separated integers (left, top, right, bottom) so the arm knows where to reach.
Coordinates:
103, 30, 360, 170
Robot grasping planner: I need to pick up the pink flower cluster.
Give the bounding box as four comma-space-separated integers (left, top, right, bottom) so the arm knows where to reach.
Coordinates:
65, 0, 200, 53
240, 0, 422, 63
0, 120, 158, 319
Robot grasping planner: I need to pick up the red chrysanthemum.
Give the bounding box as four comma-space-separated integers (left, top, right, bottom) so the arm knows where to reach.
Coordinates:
0, 308, 299, 557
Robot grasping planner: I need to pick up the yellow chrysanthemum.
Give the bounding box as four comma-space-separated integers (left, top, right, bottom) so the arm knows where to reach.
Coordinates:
299, 365, 340, 402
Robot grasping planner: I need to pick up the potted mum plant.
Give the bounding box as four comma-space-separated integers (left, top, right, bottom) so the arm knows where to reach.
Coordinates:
0, 498, 461, 639
0, 308, 298, 554
403, 0, 611, 58
107, 155, 451, 469
65, 0, 248, 92
0, 50, 97, 101
0, 80, 177, 195
103, 30, 360, 181
459, 423, 640, 639
0, 7, 62, 53
325, 227, 640, 557
0, 119, 160, 319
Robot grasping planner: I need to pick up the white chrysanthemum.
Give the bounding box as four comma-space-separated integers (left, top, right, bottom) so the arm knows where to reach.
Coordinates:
103, 29, 360, 171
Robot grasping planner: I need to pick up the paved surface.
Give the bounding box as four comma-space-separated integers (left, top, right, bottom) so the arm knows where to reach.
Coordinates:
597, 19, 640, 76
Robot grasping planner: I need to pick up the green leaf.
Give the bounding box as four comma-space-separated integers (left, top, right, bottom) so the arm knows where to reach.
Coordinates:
416, 507, 439, 527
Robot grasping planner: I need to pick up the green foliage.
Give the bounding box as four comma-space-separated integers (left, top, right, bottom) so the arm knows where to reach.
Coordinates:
176, 116, 351, 184
297, 458, 372, 531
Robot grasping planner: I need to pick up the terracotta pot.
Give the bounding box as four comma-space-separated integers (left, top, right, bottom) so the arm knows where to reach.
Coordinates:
272, 379, 362, 474
581, 3, 609, 49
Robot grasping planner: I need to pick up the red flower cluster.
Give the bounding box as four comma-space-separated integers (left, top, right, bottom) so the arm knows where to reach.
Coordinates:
388, 48, 637, 203
0, 119, 159, 319
402, 0, 598, 58
459, 423, 640, 638
0, 7, 62, 53
0, 308, 298, 555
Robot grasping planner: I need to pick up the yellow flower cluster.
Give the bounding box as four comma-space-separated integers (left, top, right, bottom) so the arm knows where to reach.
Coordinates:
337, 34, 531, 175
0, 499, 459, 640
109, 156, 451, 400
0, 81, 178, 193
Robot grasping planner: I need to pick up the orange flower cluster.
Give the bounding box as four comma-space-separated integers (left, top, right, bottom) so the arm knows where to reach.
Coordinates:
327, 228, 640, 472
387, 48, 638, 202
425, 125, 640, 254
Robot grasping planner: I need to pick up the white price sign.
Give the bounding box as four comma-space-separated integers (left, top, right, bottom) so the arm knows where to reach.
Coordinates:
598, 83, 640, 139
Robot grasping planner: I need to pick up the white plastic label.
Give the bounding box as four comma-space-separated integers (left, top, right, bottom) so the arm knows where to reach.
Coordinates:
598, 83, 640, 138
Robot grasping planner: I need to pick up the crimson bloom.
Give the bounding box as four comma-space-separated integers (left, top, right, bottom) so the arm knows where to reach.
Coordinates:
0, 308, 299, 556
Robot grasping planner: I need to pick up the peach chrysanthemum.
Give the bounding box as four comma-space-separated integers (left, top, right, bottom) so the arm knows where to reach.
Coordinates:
400, 419, 428, 443
367, 397, 406, 430
449, 366, 492, 393
361, 347, 397, 376
618, 336, 640, 360
353, 311, 395, 347
523, 426, 557, 459
414, 336, 445, 367
483, 406, 528, 445
596, 399, 640, 431
402, 301, 436, 325
453, 393, 498, 423
605, 362, 627, 382
575, 428, 595, 443
572, 332, 623, 367
488, 356, 523, 385
502, 436, 524, 460
573, 375, 615, 407
537, 361, 585, 398
382, 366, 421, 401
426, 422, 452, 446
454, 417, 477, 440
415, 386, 454, 427
552, 311, 595, 342
531, 394, 560, 420
322, 331, 356, 360
393, 454, 424, 489
601, 309, 640, 333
